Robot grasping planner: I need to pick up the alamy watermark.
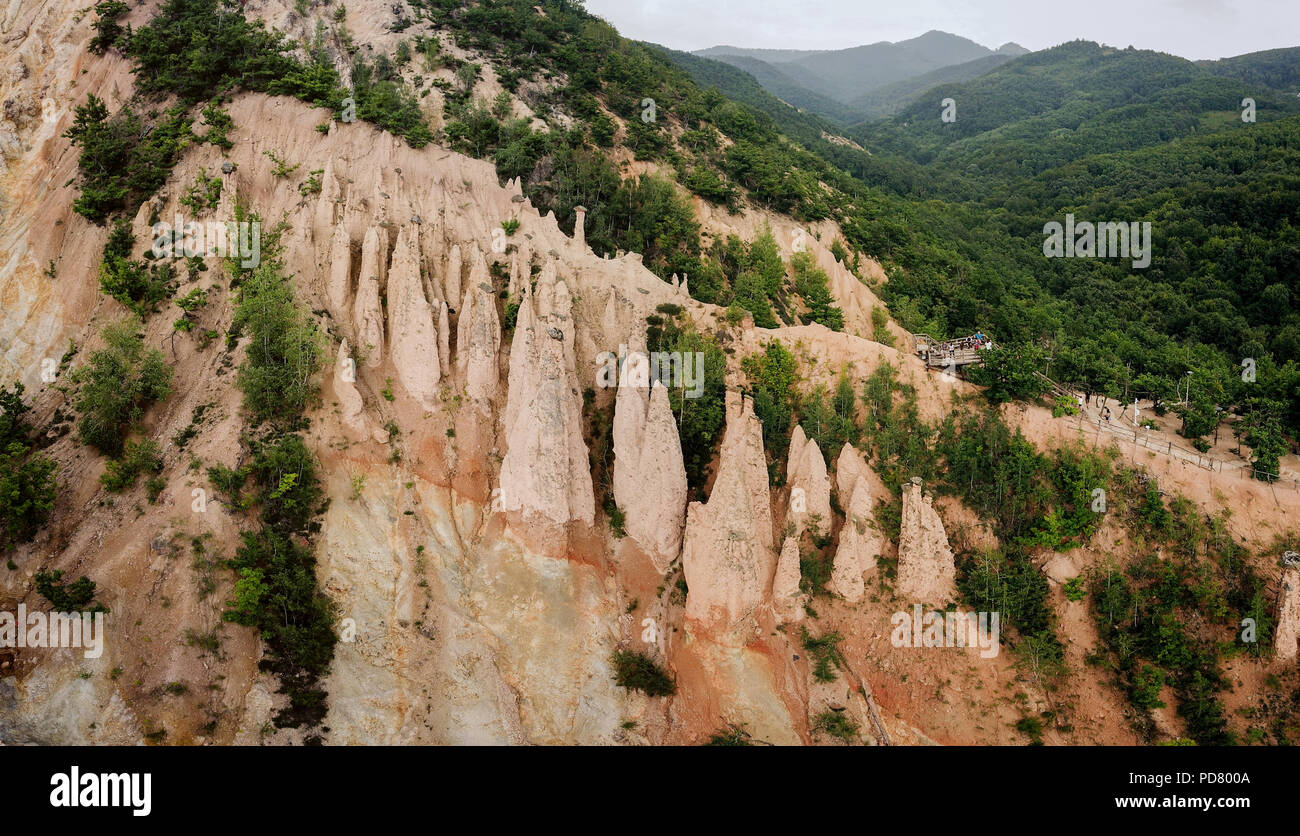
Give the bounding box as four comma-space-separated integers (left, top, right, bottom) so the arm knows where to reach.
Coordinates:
890, 605, 1000, 658
595, 346, 705, 399
1043, 213, 1151, 269
0, 605, 105, 659
151, 217, 261, 268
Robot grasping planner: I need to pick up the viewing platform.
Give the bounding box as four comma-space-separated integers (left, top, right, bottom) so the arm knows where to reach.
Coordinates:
913, 333, 993, 369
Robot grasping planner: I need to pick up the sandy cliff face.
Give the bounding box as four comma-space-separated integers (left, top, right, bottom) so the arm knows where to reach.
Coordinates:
4, 0, 1299, 748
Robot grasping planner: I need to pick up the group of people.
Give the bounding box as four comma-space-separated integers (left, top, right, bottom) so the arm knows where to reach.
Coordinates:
928, 332, 993, 356
1077, 391, 1130, 424
941, 332, 987, 353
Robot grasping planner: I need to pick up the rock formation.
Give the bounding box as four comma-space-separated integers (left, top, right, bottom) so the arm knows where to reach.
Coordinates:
835, 443, 869, 502
785, 425, 831, 539
353, 226, 386, 367
456, 247, 501, 409
326, 219, 351, 317
830, 473, 876, 602
386, 225, 441, 409
682, 391, 775, 632
1277, 566, 1300, 662
498, 261, 594, 528
612, 368, 688, 571
333, 339, 367, 439
773, 536, 804, 623
446, 243, 463, 308
897, 478, 956, 604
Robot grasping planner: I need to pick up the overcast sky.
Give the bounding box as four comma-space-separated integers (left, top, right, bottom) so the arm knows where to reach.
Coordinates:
583, 0, 1297, 61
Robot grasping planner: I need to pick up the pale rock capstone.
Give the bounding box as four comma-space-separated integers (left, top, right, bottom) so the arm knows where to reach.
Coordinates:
682, 391, 776, 632
897, 478, 956, 604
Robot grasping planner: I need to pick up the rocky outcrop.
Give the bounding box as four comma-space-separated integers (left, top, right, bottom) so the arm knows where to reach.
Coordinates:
1277, 566, 1300, 662
897, 478, 955, 604
456, 247, 501, 409
835, 443, 869, 502
332, 339, 386, 443
498, 261, 594, 529
785, 425, 831, 539
682, 391, 775, 633
437, 300, 451, 380
446, 243, 463, 309
830, 473, 876, 602
773, 536, 804, 623
326, 219, 351, 317
612, 369, 688, 572
386, 225, 441, 409
353, 226, 386, 367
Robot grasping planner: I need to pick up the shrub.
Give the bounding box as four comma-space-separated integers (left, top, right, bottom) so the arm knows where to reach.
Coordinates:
88, 0, 129, 54
35, 569, 106, 612
791, 252, 842, 331
813, 710, 858, 743
801, 627, 844, 682
64, 96, 191, 224
0, 442, 57, 550
74, 317, 174, 456
232, 256, 324, 424
742, 340, 798, 478
705, 724, 752, 746
100, 439, 164, 493
98, 220, 177, 315
611, 649, 676, 696
195, 102, 234, 149
180, 168, 222, 212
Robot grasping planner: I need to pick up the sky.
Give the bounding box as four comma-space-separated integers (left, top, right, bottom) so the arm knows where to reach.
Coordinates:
582, 0, 1298, 61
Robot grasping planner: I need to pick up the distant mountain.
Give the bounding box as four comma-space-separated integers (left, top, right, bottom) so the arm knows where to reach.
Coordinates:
847, 53, 1015, 119
848, 40, 1300, 196
997, 42, 1030, 56
712, 54, 868, 124
694, 45, 825, 63
694, 30, 1012, 118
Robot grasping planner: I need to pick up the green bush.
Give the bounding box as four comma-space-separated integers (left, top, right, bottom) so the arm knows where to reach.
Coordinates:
232, 255, 324, 425
180, 168, 222, 212
88, 1, 129, 54
35, 569, 106, 613
74, 317, 173, 456
98, 220, 176, 315
742, 340, 798, 479
813, 710, 858, 742
612, 649, 676, 696
791, 252, 843, 331
0, 442, 57, 551
64, 97, 192, 224
800, 627, 844, 683
100, 439, 164, 493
